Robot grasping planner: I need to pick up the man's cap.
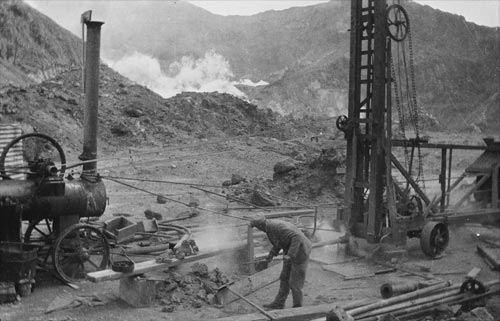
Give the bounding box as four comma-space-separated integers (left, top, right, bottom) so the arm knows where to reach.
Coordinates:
250, 213, 266, 228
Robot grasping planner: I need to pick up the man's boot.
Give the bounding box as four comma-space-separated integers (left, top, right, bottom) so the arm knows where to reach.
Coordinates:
263, 281, 289, 309
291, 289, 303, 308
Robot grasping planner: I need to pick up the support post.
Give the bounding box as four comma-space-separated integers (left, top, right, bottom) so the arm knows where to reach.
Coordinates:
440, 148, 447, 212
491, 164, 499, 208
366, 0, 388, 243
247, 224, 255, 275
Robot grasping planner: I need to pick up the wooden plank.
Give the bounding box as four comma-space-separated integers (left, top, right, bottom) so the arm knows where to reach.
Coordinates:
87, 241, 247, 282
477, 245, 500, 271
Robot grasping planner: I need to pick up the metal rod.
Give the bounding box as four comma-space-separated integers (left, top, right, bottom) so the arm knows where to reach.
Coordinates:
224, 286, 275, 320
446, 148, 453, 206
440, 148, 447, 212
452, 172, 492, 211
191, 185, 269, 210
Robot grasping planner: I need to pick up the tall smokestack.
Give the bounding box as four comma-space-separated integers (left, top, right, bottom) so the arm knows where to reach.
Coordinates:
80, 21, 104, 174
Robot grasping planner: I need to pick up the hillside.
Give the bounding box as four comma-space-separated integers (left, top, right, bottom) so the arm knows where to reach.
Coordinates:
0, 0, 81, 87
0, 65, 293, 154
30, 0, 498, 133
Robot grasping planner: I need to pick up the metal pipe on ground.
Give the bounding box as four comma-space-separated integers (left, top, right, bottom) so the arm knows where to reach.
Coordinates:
347, 281, 451, 316
355, 288, 463, 319
355, 280, 500, 320
380, 281, 419, 299
124, 243, 171, 255
216, 283, 275, 320
397, 287, 500, 321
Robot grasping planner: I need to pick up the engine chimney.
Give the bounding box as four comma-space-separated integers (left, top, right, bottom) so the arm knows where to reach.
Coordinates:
80, 21, 104, 174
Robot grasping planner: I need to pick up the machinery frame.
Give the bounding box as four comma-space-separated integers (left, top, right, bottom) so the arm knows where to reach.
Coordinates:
339, 0, 500, 257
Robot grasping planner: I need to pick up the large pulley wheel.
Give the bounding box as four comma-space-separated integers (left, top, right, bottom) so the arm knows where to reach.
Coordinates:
336, 115, 349, 132
23, 219, 55, 268
0, 133, 66, 179
53, 224, 109, 283
420, 221, 449, 258
387, 4, 409, 42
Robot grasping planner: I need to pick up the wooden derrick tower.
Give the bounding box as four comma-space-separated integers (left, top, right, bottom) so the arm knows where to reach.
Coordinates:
339, 0, 500, 258
341, 0, 394, 243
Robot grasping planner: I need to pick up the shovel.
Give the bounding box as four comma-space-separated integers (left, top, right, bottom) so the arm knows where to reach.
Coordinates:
216, 282, 275, 321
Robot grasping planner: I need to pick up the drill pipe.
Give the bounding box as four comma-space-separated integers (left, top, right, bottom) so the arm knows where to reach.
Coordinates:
356, 290, 464, 320
354, 280, 499, 320
397, 287, 500, 321
348, 281, 451, 316
380, 281, 419, 299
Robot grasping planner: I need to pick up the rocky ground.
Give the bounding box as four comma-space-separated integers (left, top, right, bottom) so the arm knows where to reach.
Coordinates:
1, 63, 500, 321
0, 126, 499, 321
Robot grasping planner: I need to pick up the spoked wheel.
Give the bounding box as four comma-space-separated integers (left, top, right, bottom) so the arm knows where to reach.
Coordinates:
0, 133, 66, 179
53, 223, 109, 283
387, 4, 409, 42
420, 221, 449, 258
23, 219, 55, 268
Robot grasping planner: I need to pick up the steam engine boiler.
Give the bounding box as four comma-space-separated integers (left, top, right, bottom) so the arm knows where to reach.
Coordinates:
0, 20, 110, 284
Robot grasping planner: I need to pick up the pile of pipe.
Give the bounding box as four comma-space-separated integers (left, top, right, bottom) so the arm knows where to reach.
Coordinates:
346, 279, 500, 321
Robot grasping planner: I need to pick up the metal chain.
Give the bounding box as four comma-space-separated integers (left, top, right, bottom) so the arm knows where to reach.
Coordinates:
390, 55, 405, 137
407, 25, 425, 191
390, 54, 410, 169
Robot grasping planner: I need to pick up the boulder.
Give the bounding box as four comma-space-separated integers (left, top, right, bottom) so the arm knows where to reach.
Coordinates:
124, 106, 143, 117
273, 159, 297, 176
231, 174, 246, 185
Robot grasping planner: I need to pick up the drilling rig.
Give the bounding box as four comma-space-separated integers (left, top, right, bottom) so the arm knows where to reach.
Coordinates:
0, 19, 109, 284
338, 0, 500, 257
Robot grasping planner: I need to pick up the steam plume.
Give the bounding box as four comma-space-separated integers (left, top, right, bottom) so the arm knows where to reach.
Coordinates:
105, 51, 248, 98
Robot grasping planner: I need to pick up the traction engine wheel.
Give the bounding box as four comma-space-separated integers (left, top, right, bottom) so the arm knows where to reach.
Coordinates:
53, 223, 109, 283
23, 219, 55, 268
420, 221, 449, 258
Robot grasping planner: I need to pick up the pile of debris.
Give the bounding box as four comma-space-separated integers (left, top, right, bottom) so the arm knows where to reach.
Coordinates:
225, 144, 345, 207
156, 263, 231, 312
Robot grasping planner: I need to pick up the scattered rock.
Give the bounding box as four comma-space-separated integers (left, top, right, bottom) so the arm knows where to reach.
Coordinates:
110, 121, 131, 136
124, 106, 143, 117
206, 293, 215, 304
196, 289, 207, 300
252, 184, 277, 207
231, 174, 246, 185
116, 88, 129, 95
273, 158, 297, 176
161, 305, 174, 313
144, 209, 162, 220
157, 195, 167, 204
191, 263, 209, 277
191, 300, 203, 309
457, 307, 495, 321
